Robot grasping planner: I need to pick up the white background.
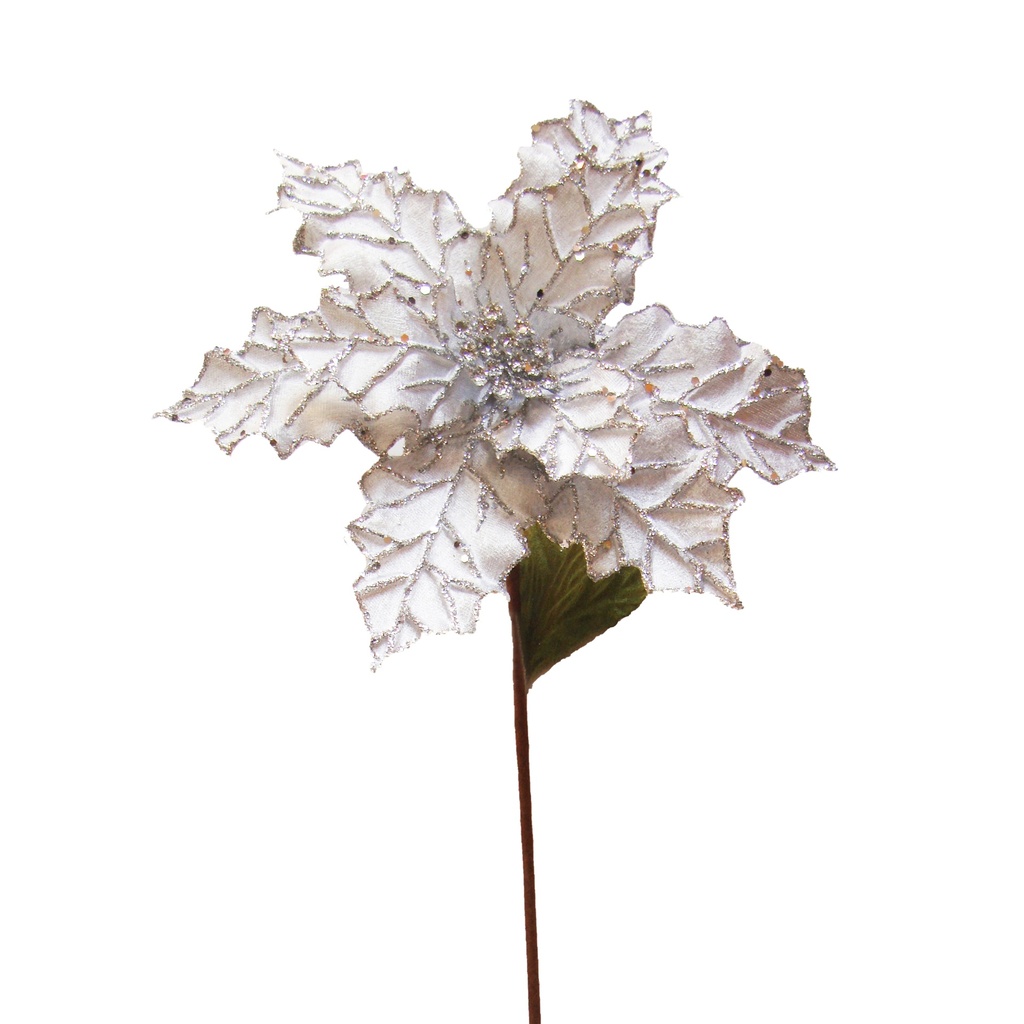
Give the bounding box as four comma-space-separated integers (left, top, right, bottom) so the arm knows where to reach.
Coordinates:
2, 2, 1020, 1021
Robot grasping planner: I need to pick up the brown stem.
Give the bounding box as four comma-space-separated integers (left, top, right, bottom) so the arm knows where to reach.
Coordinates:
507, 565, 541, 1024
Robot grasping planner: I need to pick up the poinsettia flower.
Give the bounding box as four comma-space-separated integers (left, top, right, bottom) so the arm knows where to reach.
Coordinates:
161, 101, 831, 662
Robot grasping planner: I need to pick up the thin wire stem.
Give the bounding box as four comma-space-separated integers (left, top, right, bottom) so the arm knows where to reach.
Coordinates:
507, 566, 541, 1024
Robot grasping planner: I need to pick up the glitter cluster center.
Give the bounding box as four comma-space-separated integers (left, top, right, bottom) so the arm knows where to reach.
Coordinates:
452, 305, 553, 416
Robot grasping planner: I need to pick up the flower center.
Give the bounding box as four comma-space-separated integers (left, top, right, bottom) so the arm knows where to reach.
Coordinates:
452, 305, 553, 416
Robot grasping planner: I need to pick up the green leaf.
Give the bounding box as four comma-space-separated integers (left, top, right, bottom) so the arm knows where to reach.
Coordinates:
516, 526, 648, 687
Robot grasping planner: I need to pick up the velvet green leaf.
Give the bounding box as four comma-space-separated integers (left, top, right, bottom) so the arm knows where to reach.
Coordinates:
516, 526, 648, 686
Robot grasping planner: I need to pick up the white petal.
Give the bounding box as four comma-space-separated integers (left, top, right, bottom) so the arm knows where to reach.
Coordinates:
160, 307, 362, 457
601, 307, 834, 485
487, 102, 676, 351
350, 436, 542, 663
279, 160, 474, 287
540, 408, 745, 601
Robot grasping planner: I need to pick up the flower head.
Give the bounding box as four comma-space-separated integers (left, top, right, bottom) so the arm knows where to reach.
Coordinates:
161, 102, 832, 663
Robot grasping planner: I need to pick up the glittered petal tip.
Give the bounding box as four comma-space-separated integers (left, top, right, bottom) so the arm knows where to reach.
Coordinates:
158, 307, 362, 456
278, 156, 484, 301
519, 101, 671, 183
350, 436, 546, 664
684, 342, 836, 485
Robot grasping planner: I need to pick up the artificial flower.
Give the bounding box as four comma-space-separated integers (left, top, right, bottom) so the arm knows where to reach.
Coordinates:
161, 101, 831, 662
